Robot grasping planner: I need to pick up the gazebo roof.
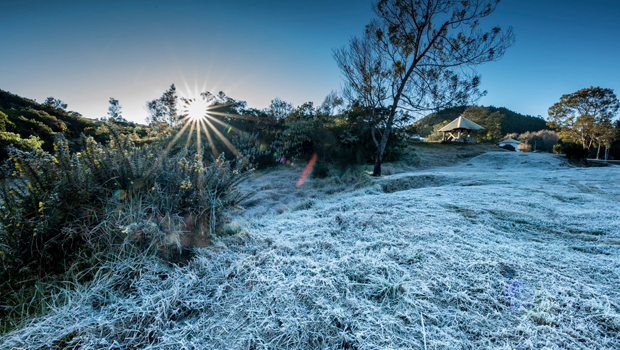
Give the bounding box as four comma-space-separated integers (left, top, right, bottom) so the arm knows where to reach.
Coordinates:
500, 138, 522, 144
438, 116, 484, 132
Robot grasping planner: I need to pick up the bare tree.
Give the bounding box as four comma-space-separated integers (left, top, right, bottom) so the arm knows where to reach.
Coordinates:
335, 0, 515, 175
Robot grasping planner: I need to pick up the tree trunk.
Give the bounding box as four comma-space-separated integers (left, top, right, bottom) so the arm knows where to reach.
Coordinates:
372, 109, 397, 176
371, 126, 379, 147
596, 143, 601, 160
605, 146, 609, 161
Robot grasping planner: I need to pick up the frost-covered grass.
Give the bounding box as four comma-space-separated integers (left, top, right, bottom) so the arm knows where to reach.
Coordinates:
1, 152, 619, 349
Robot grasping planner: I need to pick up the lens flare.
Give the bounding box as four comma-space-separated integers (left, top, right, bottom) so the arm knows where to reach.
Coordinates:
113, 189, 128, 200
296, 153, 317, 188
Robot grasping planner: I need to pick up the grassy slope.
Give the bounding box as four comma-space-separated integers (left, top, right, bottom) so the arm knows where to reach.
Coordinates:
1, 149, 619, 349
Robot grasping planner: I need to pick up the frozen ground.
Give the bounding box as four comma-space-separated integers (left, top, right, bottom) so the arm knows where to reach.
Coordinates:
2, 152, 619, 349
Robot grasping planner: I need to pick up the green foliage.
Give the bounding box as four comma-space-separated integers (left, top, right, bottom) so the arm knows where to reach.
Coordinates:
415, 106, 550, 139
0, 132, 43, 159
547, 86, 619, 149
188, 95, 404, 170
0, 111, 7, 132
553, 144, 562, 154
0, 89, 155, 162
0, 132, 247, 330
462, 106, 503, 142
273, 103, 403, 167
425, 120, 450, 142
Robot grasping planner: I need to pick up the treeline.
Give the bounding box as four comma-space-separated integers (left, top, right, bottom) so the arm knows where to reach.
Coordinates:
157, 90, 405, 171
415, 105, 550, 141
0, 88, 405, 171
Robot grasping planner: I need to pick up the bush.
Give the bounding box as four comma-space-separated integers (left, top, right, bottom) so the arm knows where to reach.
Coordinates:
563, 142, 589, 160
0, 131, 248, 330
553, 144, 561, 154
0, 132, 43, 160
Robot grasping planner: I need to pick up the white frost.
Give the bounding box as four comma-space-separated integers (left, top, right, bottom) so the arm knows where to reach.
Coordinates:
2, 152, 619, 349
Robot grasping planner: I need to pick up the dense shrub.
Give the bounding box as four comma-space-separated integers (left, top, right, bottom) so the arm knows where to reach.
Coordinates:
0, 131, 247, 330
562, 142, 589, 160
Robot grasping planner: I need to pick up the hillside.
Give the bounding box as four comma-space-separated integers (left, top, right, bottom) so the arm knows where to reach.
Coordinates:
2, 151, 618, 349
0, 89, 149, 159
414, 106, 550, 138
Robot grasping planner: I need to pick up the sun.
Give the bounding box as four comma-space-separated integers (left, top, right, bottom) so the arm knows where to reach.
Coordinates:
172, 93, 243, 159
182, 97, 211, 122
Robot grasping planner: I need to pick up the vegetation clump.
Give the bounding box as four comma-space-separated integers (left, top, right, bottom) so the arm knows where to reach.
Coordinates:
0, 129, 247, 331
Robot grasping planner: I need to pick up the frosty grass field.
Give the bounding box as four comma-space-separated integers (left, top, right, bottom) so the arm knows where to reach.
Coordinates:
2, 152, 619, 349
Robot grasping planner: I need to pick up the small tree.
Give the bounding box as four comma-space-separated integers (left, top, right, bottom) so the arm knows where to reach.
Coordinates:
43, 97, 68, 111
147, 84, 179, 126
320, 90, 344, 115
106, 97, 126, 122
547, 86, 619, 152
334, 0, 515, 175
267, 97, 293, 121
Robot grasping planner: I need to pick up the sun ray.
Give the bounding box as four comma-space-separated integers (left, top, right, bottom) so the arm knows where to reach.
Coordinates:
206, 115, 243, 134
144, 121, 193, 178
203, 118, 240, 157
207, 110, 265, 123
199, 118, 219, 159
196, 118, 202, 151
184, 120, 196, 150
165, 121, 192, 154
170, 85, 276, 165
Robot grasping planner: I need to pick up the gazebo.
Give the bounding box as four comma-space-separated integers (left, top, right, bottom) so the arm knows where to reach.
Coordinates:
439, 116, 484, 143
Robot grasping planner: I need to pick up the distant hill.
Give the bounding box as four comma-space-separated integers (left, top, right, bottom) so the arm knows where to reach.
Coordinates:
0, 89, 148, 160
414, 106, 550, 138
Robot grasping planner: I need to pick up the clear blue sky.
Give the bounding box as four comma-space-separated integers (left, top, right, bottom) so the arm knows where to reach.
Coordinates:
1, 0, 619, 123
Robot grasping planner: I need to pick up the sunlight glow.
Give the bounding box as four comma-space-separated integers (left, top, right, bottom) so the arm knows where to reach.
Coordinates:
183, 98, 211, 122
175, 91, 244, 160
